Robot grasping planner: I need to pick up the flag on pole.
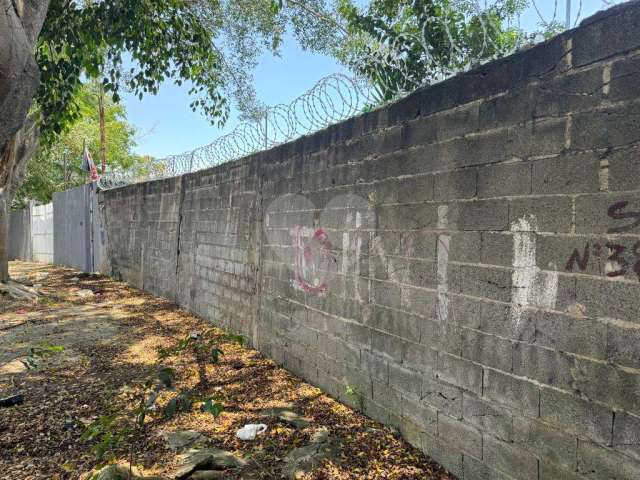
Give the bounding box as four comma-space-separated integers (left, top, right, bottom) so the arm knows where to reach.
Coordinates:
82, 141, 99, 182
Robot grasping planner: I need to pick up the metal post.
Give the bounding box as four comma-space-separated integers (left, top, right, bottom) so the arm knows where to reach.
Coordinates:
88, 183, 95, 273
566, 0, 571, 29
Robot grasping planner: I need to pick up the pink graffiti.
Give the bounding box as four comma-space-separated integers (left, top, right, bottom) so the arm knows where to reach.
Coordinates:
293, 226, 335, 296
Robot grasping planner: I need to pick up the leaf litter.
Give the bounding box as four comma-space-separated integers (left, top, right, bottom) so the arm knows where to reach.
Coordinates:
0, 261, 456, 480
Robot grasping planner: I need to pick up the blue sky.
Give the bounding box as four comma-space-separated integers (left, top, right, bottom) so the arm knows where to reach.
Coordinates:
123, 0, 616, 159
123, 40, 348, 158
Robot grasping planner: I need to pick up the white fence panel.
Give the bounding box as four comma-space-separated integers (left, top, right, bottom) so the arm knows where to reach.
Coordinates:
31, 203, 54, 264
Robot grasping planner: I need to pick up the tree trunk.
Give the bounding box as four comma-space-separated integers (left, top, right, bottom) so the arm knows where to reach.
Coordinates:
0, 193, 9, 282
0, 0, 51, 280
0, 122, 40, 281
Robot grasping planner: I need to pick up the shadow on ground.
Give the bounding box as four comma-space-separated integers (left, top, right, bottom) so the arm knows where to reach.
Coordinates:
0, 261, 455, 480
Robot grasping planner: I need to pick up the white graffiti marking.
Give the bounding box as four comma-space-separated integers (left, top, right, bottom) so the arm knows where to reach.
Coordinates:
435, 205, 450, 323
510, 215, 559, 329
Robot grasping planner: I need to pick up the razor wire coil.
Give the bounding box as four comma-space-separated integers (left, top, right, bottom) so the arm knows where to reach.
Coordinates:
98, 0, 627, 191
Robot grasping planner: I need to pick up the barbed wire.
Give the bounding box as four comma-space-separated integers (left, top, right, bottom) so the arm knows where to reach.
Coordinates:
98, 0, 628, 191
98, 74, 376, 189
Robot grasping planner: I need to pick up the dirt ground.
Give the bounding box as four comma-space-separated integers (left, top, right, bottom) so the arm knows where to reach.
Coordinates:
0, 261, 456, 480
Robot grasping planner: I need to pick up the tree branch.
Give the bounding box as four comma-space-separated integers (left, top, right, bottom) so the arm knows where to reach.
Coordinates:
285, 0, 349, 36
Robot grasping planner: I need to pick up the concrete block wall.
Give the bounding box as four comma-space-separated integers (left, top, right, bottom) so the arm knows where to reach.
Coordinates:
101, 159, 260, 340
175, 157, 260, 339
100, 2, 640, 478
101, 177, 182, 299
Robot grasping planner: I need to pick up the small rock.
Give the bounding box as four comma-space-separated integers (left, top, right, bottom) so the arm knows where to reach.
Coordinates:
91, 465, 137, 480
0, 358, 29, 375
70, 277, 80, 282
88, 465, 166, 480
162, 430, 207, 451
175, 448, 247, 479
309, 427, 330, 445
282, 436, 342, 480
189, 471, 227, 480
76, 289, 94, 298
262, 407, 311, 429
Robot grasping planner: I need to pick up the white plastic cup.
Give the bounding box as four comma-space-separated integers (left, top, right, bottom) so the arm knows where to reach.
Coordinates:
235, 423, 267, 441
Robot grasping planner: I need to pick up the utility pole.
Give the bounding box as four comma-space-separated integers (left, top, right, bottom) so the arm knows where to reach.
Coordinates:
98, 82, 106, 174
62, 148, 68, 188
566, 0, 571, 29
